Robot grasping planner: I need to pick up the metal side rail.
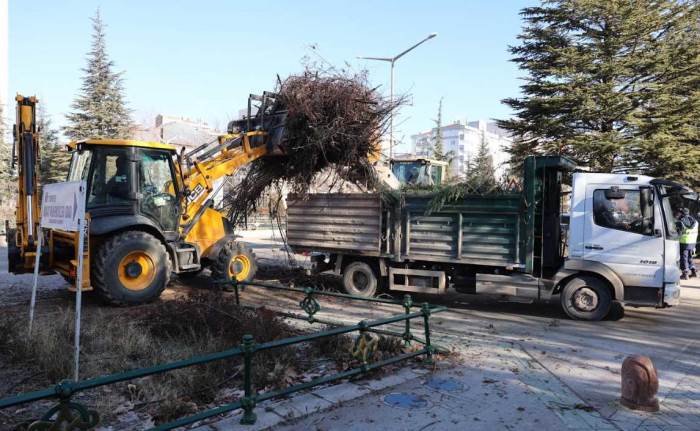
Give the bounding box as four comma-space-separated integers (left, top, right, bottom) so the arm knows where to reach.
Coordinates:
234, 280, 448, 352
0, 283, 446, 431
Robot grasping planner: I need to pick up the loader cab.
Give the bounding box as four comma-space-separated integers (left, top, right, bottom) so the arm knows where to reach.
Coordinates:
391, 157, 447, 186
68, 140, 182, 233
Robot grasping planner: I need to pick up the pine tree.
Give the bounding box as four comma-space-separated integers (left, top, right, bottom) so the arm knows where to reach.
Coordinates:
0, 104, 9, 179
499, 0, 700, 185
38, 106, 71, 185
466, 134, 497, 190
64, 9, 132, 140
630, 3, 700, 185
432, 98, 447, 161
0, 104, 17, 221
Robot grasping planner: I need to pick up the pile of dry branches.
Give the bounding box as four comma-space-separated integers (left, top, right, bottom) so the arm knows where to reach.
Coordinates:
225, 68, 402, 226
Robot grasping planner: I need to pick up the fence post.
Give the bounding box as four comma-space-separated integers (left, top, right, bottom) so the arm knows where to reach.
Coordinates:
299, 287, 320, 323
421, 303, 434, 365
240, 334, 257, 425
221, 278, 240, 301
358, 320, 369, 372
232, 279, 240, 305
402, 294, 413, 346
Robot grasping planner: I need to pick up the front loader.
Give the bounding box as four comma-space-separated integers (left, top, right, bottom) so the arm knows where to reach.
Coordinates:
6, 93, 287, 305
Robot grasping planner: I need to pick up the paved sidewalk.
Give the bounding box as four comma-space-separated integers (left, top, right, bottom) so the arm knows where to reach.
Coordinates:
275, 338, 700, 431
272, 284, 700, 431
193, 274, 700, 430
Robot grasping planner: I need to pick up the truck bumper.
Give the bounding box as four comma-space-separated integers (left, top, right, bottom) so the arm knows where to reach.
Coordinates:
663, 282, 681, 307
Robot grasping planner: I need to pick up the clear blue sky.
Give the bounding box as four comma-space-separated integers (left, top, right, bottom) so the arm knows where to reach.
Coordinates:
9, 0, 535, 152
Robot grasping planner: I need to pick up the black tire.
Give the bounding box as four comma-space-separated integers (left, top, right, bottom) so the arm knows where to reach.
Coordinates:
342, 261, 378, 297
92, 231, 171, 306
560, 276, 612, 321
211, 240, 257, 284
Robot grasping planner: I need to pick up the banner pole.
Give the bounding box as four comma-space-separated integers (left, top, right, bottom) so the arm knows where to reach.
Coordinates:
28, 227, 43, 336
73, 217, 85, 381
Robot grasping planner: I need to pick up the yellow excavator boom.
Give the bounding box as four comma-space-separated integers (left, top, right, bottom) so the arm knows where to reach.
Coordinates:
7, 95, 41, 273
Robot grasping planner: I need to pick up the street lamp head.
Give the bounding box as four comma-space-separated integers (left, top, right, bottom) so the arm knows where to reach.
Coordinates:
428, 33, 438, 39
357, 55, 393, 62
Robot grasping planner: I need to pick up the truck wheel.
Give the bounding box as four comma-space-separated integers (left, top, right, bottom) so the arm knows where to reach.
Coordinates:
211, 240, 257, 284
560, 276, 612, 321
343, 262, 377, 297
92, 231, 171, 306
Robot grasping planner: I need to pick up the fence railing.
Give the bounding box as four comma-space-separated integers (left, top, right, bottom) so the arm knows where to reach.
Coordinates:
0, 280, 446, 431
236, 280, 439, 347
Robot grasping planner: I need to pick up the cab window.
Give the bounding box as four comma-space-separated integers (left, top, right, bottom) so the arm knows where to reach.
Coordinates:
138, 149, 179, 231
87, 147, 132, 208
67, 149, 92, 182
593, 189, 646, 235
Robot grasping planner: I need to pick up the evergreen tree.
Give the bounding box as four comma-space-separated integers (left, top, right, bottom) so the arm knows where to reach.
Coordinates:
0, 104, 9, 180
432, 97, 447, 161
38, 106, 71, 185
0, 104, 17, 221
466, 135, 497, 190
64, 9, 132, 140
499, 0, 700, 185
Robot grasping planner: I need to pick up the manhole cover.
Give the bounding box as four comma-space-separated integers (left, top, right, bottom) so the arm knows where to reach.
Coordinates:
426, 377, 463, 392
383, 392, 430, 409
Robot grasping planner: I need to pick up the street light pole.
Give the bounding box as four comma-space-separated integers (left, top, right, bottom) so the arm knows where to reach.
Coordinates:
390, 60, 394, 159
359, 33, 437, 160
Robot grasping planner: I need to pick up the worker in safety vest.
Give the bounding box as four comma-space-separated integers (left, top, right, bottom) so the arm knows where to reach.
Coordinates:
677, 208, 698, 279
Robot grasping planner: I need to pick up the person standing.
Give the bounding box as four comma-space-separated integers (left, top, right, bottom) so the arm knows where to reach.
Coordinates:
678, 208, 698, 279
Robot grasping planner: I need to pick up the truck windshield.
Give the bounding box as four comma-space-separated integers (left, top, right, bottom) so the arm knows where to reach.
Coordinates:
658, 186, 679, 239
392, 161, 437, 186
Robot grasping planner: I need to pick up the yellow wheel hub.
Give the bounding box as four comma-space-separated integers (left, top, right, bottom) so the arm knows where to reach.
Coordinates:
118, 251, 156, 291
229, 254, 251, 282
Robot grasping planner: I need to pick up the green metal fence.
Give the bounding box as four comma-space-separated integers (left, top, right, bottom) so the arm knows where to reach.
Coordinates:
0, 280, 445, 431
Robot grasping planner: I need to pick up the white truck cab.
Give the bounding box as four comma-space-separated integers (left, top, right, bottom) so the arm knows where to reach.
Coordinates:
567, 173, 685, 309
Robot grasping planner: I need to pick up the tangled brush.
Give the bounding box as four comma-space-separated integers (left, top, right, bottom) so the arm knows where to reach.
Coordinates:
224, 68, 403, 227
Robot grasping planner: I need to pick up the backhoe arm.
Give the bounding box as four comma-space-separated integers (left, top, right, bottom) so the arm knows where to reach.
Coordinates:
179, 130, 272, 229
13, 95, 41, 257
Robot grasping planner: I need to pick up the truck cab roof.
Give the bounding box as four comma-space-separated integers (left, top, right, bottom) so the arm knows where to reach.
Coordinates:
573, 172, 655, 186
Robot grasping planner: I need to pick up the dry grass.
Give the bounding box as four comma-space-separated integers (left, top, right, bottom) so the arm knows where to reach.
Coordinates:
310, 327, 406, 371
0, 290, 419, 427
0, 291, 300, 425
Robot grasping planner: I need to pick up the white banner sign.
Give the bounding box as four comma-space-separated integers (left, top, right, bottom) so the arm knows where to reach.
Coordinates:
40, 181, 86, 232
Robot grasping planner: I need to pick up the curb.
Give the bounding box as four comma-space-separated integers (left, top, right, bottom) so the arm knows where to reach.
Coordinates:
191, 367, 430, 430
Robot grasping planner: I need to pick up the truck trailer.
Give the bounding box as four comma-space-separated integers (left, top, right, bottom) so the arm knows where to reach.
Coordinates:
286, 156, 691, 321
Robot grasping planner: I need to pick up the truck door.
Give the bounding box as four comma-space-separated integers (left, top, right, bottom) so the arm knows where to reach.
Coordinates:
583, 185, 664, 287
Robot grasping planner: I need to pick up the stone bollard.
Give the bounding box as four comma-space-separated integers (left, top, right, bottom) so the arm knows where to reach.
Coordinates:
620, 355, 659, 412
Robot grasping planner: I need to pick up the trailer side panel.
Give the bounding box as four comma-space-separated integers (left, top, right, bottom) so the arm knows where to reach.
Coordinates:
403, 195, 523, 267
287, 193, 383, 255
